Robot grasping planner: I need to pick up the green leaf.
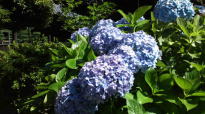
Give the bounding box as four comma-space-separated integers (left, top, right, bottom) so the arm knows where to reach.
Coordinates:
56, 68, 68, 82
78, 35, 88, 44
48, 82, 65, 92
132, 6, 152, 24
31, 90, 49, 99
159, 73, 174, 90
156, 61, 166, 68
30, 106, 37, 112
43, 94, 48, 104
151, 12, 157, 33
145, 69, 158, 93
187, 52, 201, 59
60, 42, 73, 56
177, 18, 190, 37
49, 48, 59, 56
87, 49, 96, 61
174, 76, 192, 92
189, 91, 205, 97
117, 10, 128, 22
66, 59, 77, 69
185, 60, 204, 71
45, 74, 56, 82
178, 98, 198, 111
124, 93, 146, 114
137, 91, 153, 104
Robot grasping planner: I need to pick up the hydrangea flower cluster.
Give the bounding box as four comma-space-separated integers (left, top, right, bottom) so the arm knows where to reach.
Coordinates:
56, 19, 162, 114
90, 26, 124, 55
78, 54, 134, 104
55, 78, 98, 114
121, 31, 162, 72
195, 5, 205, 15
108, 45, 140, 73
154, 0, 195, 22
91, 19, 114, 35
55, 55, 134, 113
71, 27, 90, 41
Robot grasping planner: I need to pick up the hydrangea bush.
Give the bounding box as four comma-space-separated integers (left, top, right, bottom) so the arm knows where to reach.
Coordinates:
56, 17, 162, 113
154, 0, 195, 22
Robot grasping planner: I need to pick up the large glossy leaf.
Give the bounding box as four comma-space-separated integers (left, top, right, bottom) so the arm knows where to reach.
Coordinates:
178, 98, 198, 111
56, 68, 68, 82
66, 59, 77, 69
117, 9, 129, 22
87, 49, 96, 61
185, 60, 205, 71
124, 93, 146, 114
59, 42, 73, 56
137, 91, 153, 104
189, 91, 205, 97
132, 6, 152, 24
145, 69, 158, 93
48, 82, 65, 93
174, 76, 192, 92
159, 73, 174, 90
177, 18, 190, 37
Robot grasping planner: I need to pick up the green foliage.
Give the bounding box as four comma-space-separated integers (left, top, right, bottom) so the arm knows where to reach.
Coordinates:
0, 8, 11, 26
118, 11, 205, 114
24, 35, 96, 113
117, 6, 152, 32
64, 2, 116, 32
0, 41, 59, 113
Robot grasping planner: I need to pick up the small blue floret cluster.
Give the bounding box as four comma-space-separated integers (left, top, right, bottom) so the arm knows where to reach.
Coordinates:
154, 0, 195, 22
55, 19, 161, 114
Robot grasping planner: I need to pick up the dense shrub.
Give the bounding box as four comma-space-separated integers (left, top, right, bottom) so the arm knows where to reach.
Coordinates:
0, 42, 59, 113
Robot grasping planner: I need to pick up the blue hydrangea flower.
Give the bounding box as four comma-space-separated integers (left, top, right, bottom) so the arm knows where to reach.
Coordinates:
122, 31, 161, 72
90, 26, 124, 55
71, 27, 91, 42
108, 45, 141, 73
114, 17, 145, 31
55, 78, 98, 114
78, 54, 134, 104
90, 19, 115, 36
154, 0, 195, 22
195, 5, 205, 15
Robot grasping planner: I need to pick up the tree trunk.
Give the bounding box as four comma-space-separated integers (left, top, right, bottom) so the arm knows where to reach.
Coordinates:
12, 30, 17, 42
